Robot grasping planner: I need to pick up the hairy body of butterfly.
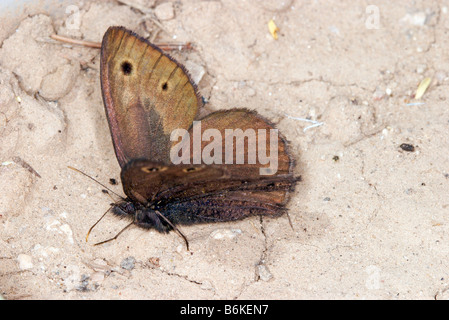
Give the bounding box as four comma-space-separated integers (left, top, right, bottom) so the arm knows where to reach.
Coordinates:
112, 159, 300, 233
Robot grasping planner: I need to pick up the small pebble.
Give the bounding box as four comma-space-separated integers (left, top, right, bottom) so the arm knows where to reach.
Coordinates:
17, 254, 33, 270
60, 223, 74, 244
154, 2, 174, 21
184, 61, 205, 85
210, 228, 242, 240
258, 0, 294, 12
373, 87, 384, 100
91, 272, 105, 283
400, 143, 415, 152
416, 64, 427, 74
120, 256, 136, 270
256, 264, 273, 281
200, 280, 214, 291
91, 258, 109, 271
401, 12, 428, 26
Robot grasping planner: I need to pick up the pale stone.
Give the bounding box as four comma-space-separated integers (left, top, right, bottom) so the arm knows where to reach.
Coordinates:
17, 254, 33, 270
154, 2, 175, 21
210, 228, 242, 240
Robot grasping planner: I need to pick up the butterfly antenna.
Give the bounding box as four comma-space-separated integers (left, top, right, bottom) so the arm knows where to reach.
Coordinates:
155, 210, 190, 251
67, 166, 125, 200
86, 206, 112, 242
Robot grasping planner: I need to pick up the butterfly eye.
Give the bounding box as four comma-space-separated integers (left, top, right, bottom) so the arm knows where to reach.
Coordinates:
141, 166, 167, 173
183, 167, 201, 173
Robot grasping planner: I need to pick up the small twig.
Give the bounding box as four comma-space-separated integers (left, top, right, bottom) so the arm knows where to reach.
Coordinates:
117, 0, 151, 14
50, 34, 101, 48
405, 102, 425, 106
50, 33, 192, 51
284, 114, 324, 132
12, 156, 41, 178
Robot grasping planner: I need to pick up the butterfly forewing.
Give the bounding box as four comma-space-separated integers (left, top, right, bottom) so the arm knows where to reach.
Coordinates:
101, 27, 201, 167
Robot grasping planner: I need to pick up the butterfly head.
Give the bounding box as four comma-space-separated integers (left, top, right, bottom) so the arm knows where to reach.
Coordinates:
112, 200, 171, 233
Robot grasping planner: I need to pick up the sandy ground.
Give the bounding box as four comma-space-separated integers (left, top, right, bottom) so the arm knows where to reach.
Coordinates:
0, 0, 448, 300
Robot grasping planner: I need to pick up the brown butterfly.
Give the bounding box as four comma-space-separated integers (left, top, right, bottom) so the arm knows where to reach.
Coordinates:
96, 26, 300, 249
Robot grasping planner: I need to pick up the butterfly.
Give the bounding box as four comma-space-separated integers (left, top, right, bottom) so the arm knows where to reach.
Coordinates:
90, 26, 300, 249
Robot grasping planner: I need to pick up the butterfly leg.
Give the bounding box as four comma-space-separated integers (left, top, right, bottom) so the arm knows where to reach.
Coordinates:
93, 221, 134, 246
154, 210, 190, 251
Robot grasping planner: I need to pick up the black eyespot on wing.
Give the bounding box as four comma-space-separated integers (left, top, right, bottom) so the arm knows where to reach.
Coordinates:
162, 82, 168, 91
121, 61, 133, 75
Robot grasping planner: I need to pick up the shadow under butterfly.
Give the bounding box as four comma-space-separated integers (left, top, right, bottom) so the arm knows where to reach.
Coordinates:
85, 26, 300, 250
